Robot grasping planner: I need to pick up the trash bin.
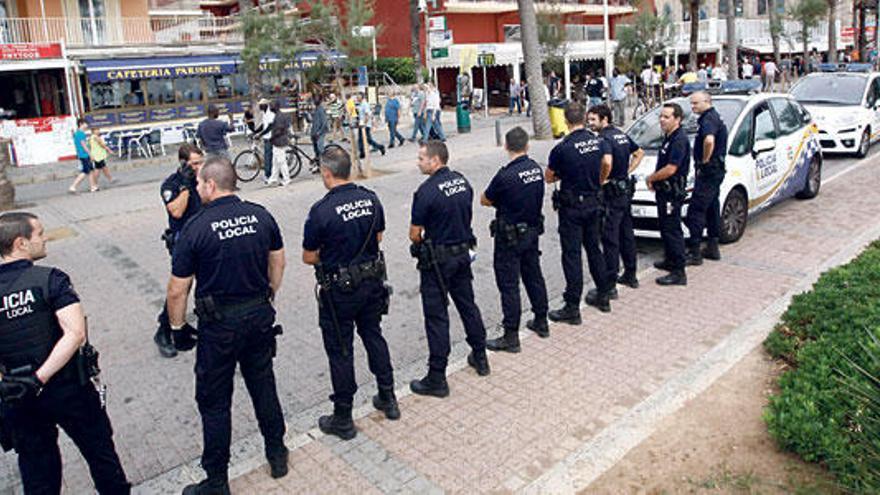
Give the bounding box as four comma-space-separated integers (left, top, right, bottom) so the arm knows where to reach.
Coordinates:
548, 98, 569, 138
456, 102, 471, 133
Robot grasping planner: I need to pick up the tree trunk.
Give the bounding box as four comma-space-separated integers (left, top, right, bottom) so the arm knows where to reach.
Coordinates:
688, 0, 700, 70
410, 0, 423, 83
858, 2, 867, 58
827, 0, 837, 62
769, 0, 781, 64
518, 0, 552, 140
726, 0, 738, 79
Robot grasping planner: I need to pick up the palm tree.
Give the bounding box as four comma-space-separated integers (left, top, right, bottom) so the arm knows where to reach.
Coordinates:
769, 0, 782, 64
725, 0, 738, 79
518, 0, 552, 139
410, 0, 423, 83
827, 0, 837, 62
687, 0, 700, 70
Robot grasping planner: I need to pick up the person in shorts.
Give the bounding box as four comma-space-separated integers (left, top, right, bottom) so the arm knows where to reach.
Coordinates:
68, 119, 98, 194
89, 127, 115, 186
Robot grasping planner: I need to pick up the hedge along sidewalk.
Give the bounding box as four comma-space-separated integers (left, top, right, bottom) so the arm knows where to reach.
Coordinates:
196, 159, 880, 494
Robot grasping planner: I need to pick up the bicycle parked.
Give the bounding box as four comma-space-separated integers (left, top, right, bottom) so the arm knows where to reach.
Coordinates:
233, 133, 346, 183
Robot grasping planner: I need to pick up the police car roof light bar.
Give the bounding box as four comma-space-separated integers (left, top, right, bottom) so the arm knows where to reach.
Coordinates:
680, 79, 762, 96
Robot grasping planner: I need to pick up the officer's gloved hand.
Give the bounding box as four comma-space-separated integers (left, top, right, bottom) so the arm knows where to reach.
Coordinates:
171, 323, 198, 352
179, 164, 197, 189
1, 373, 43, 401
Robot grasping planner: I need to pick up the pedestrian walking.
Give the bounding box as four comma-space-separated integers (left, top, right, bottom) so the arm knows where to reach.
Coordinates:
252, 99, 275, 182
409, 141, 489, 397
482, 127, 550, 352
167, 157, 289, 494
685, 91, 727, 266
409, 84, 427, 143
508, 78, 521, 115
197, 104, 234, 160
326, 93, 345, 142
762, 58, 778, 92
609, 69, 631, 127
384, 91, 406, 148
302, 147, 399, 440
68, 119, 98, 194
586, 72, 604, 107
0, 211, 131, 495
356, 93, 386, 158
546, 102, 614, 321
89, 127, 115, 186
310, 94, 329, 171
647, 103, 691, 286
424, 84, 446, 142
267, 101, 293, 187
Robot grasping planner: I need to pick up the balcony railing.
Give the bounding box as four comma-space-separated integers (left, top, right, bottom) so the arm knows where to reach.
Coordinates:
0, 16, 241, 47
666, 18, 840, 49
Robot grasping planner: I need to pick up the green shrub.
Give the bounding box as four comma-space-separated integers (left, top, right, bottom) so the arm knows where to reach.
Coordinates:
764, 240, 880, 493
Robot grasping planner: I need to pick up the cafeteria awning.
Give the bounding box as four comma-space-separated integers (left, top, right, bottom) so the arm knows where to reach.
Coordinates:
82, 54, 239, 83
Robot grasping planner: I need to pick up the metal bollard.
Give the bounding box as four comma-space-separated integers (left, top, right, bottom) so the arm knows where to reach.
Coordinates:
495, 119, 502, 147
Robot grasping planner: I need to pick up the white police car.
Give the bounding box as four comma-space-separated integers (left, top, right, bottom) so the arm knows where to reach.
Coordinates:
626, 87, 822, 243
790, 63, 880, 158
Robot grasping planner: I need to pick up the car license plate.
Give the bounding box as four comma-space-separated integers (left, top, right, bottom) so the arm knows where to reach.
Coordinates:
632, 206, 648, 217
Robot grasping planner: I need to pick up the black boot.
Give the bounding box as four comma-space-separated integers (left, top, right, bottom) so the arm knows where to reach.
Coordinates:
702, 238, 721, 260
182, 476, 230, 495
266, 446, 289, 479
526, 317, 550, 338
548, 302, 582, 325
318, 404, 357, 440
653, 259, 673, 271
410, 370, 450, 398
617, 271, 639, 289
656, 269, 687, 286
486, 327, 521, 353
587, 287, 618, 300
685, 245, 703, 266
154, 325, 177, 358
467, 351, 491, 376
584, 289, 612, 313
372, 387, 401, 420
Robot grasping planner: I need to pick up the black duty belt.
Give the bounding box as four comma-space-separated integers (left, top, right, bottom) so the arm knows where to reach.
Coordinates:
490, 218, 543, 247
552, 189, 600, 209
411, 240, 473, 270
194, 292, 271, 323
603, 177, 636, 198
316, 256, 386, 292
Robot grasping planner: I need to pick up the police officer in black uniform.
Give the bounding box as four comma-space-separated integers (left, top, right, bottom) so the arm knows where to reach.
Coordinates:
546, 102, 614, 322
302, 147, 399, 440
0, 212, 130, 494
482, 127, 550, 352
648, 103, 691, 286
409, 141, 489, 397
155, 143, 202, 358
587, 105, 644, 295
685, 91, 727, 265
167, 157, 288, 494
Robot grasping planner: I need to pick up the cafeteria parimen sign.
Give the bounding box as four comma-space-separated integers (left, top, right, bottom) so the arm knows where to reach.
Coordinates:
0, 43, 62, 61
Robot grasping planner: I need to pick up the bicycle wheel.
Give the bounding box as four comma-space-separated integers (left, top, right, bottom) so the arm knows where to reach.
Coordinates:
233, 149, 262, 182
286, 148, 303, 179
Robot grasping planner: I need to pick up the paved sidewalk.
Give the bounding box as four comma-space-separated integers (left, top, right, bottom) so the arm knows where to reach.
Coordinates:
208, 157, 880, 494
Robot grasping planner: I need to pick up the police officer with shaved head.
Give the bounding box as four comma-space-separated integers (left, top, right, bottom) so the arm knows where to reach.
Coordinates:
302, 147, 399, 441
482, 127, 550, 351
167, 157, 288, 494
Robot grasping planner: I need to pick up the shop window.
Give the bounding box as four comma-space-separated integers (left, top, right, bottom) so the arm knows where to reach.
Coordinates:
206, 75, 232, 100
232, 73, 248, 96
758, 0, 767, 15
147, 79, 175, 105
89, 79, 142, 110
174, 77, 203, 103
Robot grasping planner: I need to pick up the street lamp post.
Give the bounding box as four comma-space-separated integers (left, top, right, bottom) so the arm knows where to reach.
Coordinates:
603, 0, 612, 81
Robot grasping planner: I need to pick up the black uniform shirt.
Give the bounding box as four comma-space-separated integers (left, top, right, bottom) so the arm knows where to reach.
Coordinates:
548, 128, 611, 194
161, 169, 202, 234
586, 78, 603, 98
0, 260, 79, 312
411, 167, 476, 246
656, 126, 691, 179
302, 183, 385, 271
694, 107, 728, 166
172, 195, 283, 298
483, 155, 544, 227
600, 126, 640, 180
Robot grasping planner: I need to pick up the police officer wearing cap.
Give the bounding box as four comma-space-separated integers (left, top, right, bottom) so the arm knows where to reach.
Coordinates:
587, 105, 644, 295
546, 101, 614, 322
155, 143, 202, 359
302, 147, 399, 441
482, 127, 550, 352
409, 140, 489, 397
647, 103, 691, 286
167, 157, 288, 494
0, 212, 130, 494
685, 91, 727, 265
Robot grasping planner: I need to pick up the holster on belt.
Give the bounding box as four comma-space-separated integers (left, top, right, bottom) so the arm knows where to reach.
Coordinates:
194, 292, 270, 324
555, 189, 600, 209
315, 255, 387, 293
410, 240, 473, 271
161, 229, 176, 254
655, 175, 688, 202
490, 217, 543, 248
603, 178, 631, 198
696, 157, 726, 180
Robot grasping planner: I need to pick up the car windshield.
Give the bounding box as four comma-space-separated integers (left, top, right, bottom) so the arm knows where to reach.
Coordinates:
627, 98, 745, 150
790, 75, 866, 105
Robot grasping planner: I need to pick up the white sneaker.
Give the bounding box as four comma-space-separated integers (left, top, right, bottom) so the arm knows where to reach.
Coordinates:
281, 180, 291, 187
265, 180, 278, 187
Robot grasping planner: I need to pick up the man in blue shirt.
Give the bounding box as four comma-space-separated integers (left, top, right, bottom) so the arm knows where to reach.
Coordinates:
302, 147, 399, 440
384, 92, 406, 149
409, 141, 489, 397
546, 102, 614, 321
167, 157, 289, 493
685, 91, 728, 265
68, 119, 98, 194
647, 103, 691, 286
608, 69, 631, 126
197, 105, 234, 159
482, 127, 549, 351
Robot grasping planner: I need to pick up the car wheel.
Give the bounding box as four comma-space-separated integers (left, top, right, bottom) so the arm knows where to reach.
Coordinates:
856, 128, 870, 158
796, 155, 821, 199
720, 187, 748, 244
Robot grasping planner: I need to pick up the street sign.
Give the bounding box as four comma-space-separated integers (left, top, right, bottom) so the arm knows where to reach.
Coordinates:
429, 30, 453, 48
357, 65, 368, 87
477, 53, 495, 67
431, 48, 449, 58
428, 16, 446, 31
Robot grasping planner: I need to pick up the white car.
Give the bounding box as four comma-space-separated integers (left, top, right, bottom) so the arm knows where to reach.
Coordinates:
626, 93, 822, 243
790, 66, 880, 157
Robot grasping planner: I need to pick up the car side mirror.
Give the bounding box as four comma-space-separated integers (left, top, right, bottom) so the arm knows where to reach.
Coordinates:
752, 139, 775, 157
